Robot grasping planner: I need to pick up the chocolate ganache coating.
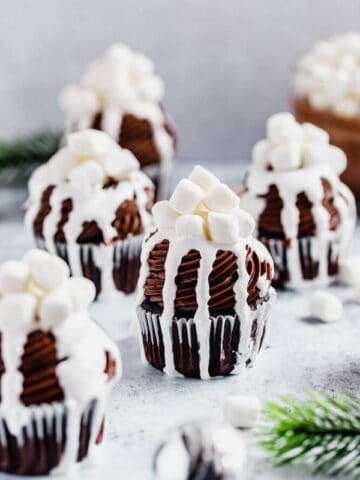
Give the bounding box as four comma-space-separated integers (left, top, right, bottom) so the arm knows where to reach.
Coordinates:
142, 240, 272, 318
257, 178, 341, 239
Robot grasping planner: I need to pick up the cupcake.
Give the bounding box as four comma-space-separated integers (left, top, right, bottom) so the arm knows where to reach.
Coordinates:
59, 43, 176, 200
0, 249, 120, 475
239, 113, 356, 290
154, 421, 247, 480
25, 129, 154, 299
293, 33, 360, 199
136, 166, 274, 379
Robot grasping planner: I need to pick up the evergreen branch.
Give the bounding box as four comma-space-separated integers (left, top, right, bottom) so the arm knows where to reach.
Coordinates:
0, 130, 61, 184
259, 392, 360, 478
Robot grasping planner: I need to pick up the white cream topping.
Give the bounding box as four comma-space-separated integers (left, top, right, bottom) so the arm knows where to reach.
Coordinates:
294, 32, 360, 118
0, 250, 121, 473
137, 166, 274, 379
240, 113, 356, 289
59, 43, 174, 175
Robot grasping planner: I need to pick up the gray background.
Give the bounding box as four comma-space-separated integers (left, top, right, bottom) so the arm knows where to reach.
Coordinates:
1, 0, 359, 161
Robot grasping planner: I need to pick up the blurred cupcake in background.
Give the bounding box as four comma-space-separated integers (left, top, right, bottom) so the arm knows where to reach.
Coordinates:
25, 129, 154, 299
59, 43, 176, 200
0, 249, 120, 475
239, 113, 356, 290
293, 32, 360, 200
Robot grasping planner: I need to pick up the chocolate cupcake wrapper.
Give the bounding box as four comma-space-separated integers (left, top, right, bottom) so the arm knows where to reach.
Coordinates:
35, 235, 144, 299
137, 292, 274, 379
0, 400, 103, 475
143, 162, 171, 201
262, 234, 344, 289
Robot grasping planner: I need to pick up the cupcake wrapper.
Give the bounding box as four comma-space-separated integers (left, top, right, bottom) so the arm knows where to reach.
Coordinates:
261, 234, 342, 289
0, 400, 102, 475
143, 163, 171, 201
35, 235, 143, 299
137, 293, 274, 379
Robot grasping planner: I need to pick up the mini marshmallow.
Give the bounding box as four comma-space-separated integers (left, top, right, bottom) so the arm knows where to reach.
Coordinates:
0, 260, 30, 295
175, 215, 205, 238
0, 294, 36, 328
208, 212, 240, 244
152, 201, 179, 229
236, 209, 255, 238
169, 179, 204, 214
333, 96, 359, 118
64, 277, 96, 311
138, 75, 164, 101
269, 142, 302, 171
188, 165, 220, 192
203, 183, 239, 213
302, 123, 329, 144
252, 140, 270, 168
67, 129, 117, 158
224, 395, 262, 428
302, 142, 327, 167
309, 290, 343, 322
327, 145, 347, 175
308, 89, 332, 110
23, 250, 70, 291
103, 149, 139, 180
39, 288, 73, 329
266, 113, 303, 146
339, 256, 360, 286
67, 160, 104, 192
105, 43, 132, 63
58, 84, 100, 117
49, 148, 78, 180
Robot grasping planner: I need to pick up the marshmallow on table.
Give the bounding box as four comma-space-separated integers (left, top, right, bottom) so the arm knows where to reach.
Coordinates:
39, 288, 74, 329
67, 160, 104, 193
152, 201, 179, 229
224, 395, 262, 429
266, 113, 303, 146
67, 129, 117, 158
175, 215, 205, 238
188, 165, 220, 192
203, 183, 239, 213
169, 179, 204, 214
0, 294, 36, 328
0, 260, 30, 295
23, 250, 70, 291
309, 290, 343, 322
208, 212, 239, 244
252, 140, 270, 168
269, 143, 302, 171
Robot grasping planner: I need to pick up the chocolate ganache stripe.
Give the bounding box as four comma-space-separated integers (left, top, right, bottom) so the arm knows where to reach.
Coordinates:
19, 330, 66, 406
33, 185, 55, 238
143, 240, 169, 312
112, 197, 144, 241
174, 250, 201, 318
54, 198, 73, 243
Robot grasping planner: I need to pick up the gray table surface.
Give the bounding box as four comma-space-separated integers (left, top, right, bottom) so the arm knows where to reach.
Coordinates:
0, 164, 359, 480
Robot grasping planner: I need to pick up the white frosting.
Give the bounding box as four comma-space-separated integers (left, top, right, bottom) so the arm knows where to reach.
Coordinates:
137, 166, 274, 379
294, 33, 360, 118
154, 422, 247, 480
240, 114, 356, 289
0, 250, 121, 473
59, 43, 174, 182
25, 130, 154, 298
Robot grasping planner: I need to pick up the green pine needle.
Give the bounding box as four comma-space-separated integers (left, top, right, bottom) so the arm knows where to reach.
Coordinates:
0, 130, 61, 185
259, 392, 360, 478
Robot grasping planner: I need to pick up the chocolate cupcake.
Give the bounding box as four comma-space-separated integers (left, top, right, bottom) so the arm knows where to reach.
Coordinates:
136, 166, 275, 379
239, 113, 356, 290
293, 33, 360, 199
25, 129, 154, 299
0, 249, 120, 475
154, 421, 247, 480
59, 43, 176, 200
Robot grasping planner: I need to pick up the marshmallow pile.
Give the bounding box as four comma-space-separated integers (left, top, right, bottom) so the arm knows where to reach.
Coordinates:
0, 250, 96, 330
34, 129, 139, 194
295, 33, 360, 118
152, 166, 255, 244
59, 43, 164, 117
252, 113, 347, 174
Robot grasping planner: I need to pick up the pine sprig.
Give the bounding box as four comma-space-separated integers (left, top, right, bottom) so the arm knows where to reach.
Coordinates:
0, 130, 61, 184
259, 392, 360, 478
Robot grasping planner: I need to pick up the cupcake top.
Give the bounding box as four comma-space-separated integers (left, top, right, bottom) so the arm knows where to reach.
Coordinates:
59, 43, 175, 169
137, 166, 273, 377
294, 33, 360, 118
154, 421, 247, 480
240, 113, 356, 242
25, 129, 154, 246
0, 249, 120, 434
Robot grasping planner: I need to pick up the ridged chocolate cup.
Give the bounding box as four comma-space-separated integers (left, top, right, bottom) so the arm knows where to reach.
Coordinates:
0, 400, 103, 476
137, 294, 273, 379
